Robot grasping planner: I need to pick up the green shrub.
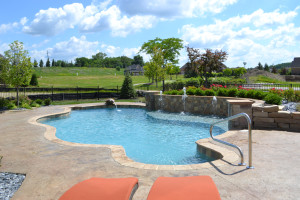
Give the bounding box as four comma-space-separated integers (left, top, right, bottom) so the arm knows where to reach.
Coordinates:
30, 101, 40, 107
186, 87, 196, 95
0, 98, 9, 109
178, 90, 184, 95
19, 96, 31, 105
204, 89, 216, 96
216, 88, 228, 96
194, 88, 205, 96
169, 90, 179, 95
295, 91, 300, 102
284, 88, 295, 102
237, 90, 246, 98
185, 78, 200, 88
253, 90, 267, 100
35, 99, 44, 105
245, 89, 255, 99
30, 73, 39, 86
227, 88, 238, 97
264, 93, 282, 105
44, 98, 51, 106
120, 75, 136, 99
7, 102, 17, 109
21, 102, 31, 109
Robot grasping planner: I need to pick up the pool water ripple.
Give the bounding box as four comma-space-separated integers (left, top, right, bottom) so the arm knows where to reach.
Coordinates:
42, 108, 227, 165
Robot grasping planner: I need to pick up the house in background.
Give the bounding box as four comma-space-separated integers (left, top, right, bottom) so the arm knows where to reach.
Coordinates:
124, 64, 144, 76
291, 57, 300, 75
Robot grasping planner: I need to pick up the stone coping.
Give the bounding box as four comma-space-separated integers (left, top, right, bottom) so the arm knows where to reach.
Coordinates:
28, 102, 239, 171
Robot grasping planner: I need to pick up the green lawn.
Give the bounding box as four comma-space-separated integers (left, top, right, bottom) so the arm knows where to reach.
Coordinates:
33, 67, 183, 89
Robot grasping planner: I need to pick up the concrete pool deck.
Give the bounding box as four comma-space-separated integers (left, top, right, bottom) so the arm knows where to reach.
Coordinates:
0, 103, 299, 199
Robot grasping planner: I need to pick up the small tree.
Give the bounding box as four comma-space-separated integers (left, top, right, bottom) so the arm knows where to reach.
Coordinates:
39, 59, 44, 67
233, 67, 247, 78
33, 59, 38, 67
271, 66, 277, 73
51, 59, 55, 67
120, 75, 136, 99
264, 63, 269, 72
1, 41, 32, 106
30, 73, 38, 86
46, 58, 50, 67
257, 62, 263, 70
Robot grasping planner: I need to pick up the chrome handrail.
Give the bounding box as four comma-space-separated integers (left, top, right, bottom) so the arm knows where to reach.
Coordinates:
210, 113, 254, 169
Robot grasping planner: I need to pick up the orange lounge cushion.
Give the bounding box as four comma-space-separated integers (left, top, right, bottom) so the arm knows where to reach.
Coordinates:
59, 177, 138, 200
147, 176, 221, 200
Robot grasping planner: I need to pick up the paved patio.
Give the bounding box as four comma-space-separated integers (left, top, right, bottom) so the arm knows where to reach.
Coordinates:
0, 103, 299, 200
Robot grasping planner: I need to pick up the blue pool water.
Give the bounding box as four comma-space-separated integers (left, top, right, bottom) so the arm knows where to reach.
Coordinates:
42, 108, 227, 165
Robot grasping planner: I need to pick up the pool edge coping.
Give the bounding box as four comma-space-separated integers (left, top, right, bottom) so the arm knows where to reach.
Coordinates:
28, 103, 239, 171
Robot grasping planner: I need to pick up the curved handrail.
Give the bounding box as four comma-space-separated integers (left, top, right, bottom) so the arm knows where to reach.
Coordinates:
210, 113, 254, 169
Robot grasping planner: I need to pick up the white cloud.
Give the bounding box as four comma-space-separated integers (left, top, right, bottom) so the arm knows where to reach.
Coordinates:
118, 0, 238, 18
180, 8, 300, 67
100, 44, 121, 57
30, 36, 99, 61
23, 3, 85, 36
0, 17, 28, 34
0, 42, 9, 54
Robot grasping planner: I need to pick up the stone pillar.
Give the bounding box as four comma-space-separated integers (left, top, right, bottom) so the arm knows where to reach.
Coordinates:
227, 100, 254, 130
144, 91, 160, 110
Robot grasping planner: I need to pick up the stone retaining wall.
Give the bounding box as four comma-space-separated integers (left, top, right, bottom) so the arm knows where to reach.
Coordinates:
253, 105, 300, 132
145, 91, 300, 132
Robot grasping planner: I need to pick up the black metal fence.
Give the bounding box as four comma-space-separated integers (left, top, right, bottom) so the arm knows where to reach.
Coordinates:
224, 83, 300, 91
0, 87, 121, 101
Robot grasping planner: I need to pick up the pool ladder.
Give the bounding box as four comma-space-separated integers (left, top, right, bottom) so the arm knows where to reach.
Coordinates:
210, 113, 254, 169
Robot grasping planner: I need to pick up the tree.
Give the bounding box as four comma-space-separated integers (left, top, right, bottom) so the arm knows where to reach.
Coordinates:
187, 47, 228, 87
271, 66, 277, 73
30, 73, 38, 86
33, 59, 38, 67
120, 56, 133, 68
257, 62, 263, 70
132, 55, 144, 66
140, 37, 183, 90
143, 47, 164, 87
1, 41, 32, 106
46, 58, 50, 67
173, 66, 180, 79
264, 63, 269, 72
223, 68, 232, 76
51, 59, 55, 67
39, 59, 44, 68
280, 68, 287, 75
120, 75, 136, 99
233, 67, 247, 77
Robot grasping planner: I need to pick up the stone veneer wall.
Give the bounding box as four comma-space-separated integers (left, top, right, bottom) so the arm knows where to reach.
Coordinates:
253, 105, 300, 132
145, 91, 231, 117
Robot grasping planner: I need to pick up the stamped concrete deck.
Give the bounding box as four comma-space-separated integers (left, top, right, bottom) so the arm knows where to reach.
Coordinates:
0, 103, 299, 200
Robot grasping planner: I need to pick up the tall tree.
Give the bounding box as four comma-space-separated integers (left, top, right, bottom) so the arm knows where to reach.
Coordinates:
1, 41, 32, 106
51, 59, 55, 67
140, 37, 183, 91
132, 55, 144, 66
39, 59, 44, 68
46, 58, 50, 67
257, 62, 263, 70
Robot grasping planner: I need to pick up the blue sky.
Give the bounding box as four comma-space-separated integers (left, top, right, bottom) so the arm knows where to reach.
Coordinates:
0, 0, 299, 68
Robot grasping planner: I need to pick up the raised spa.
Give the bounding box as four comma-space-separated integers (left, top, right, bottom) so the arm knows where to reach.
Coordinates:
42, 108, 227, 165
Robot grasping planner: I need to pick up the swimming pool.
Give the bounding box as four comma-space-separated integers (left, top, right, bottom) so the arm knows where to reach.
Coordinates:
42, 108, 227, 165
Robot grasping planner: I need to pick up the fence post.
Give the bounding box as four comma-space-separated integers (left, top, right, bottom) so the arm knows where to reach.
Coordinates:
77, 86, 79, 101
97, 86, 99, 100
51, 86, 54, 101
24, 87, 26, 96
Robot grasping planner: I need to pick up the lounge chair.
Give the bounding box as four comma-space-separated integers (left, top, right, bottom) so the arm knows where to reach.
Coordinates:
59, 177, 138, 200
59, 176, 220, 200
147, 176, 221, 200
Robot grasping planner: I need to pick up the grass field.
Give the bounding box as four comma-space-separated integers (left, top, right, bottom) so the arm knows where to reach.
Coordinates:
33, 67, 184, 89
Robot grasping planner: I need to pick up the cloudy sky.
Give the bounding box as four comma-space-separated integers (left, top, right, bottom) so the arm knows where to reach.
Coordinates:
0, 0, 299, 68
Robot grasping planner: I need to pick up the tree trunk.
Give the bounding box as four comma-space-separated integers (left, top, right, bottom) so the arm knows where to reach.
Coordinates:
16, 86, 19, 108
